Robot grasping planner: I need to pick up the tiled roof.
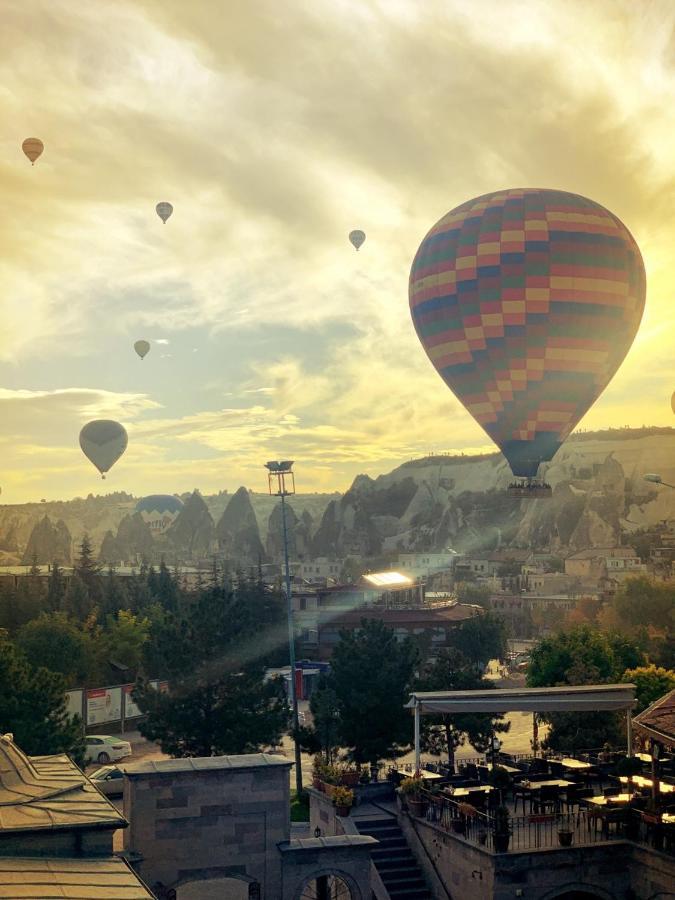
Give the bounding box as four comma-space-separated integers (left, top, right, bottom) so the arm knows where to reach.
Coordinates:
633, 689, 675, 750
0, 734, 125, 833
0, 857, 155, 898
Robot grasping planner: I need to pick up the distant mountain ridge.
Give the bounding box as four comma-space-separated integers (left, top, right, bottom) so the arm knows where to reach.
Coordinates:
3, 427, 675, 565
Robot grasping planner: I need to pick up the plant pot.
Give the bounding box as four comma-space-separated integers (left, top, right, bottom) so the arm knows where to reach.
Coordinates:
312, 777, 322, 790
336, 804, 350, 817
493, 832, 510, 853
408, 798, 427, 818
451, 818, 466, 835
322, 782, 335, 799
558, 830, 573, 847
341, 772, 359, 787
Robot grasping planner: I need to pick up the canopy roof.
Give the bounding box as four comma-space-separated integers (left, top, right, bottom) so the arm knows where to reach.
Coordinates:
407, 684, 636, 715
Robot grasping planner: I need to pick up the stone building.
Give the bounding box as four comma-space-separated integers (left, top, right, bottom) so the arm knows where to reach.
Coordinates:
123, 753, 376, 899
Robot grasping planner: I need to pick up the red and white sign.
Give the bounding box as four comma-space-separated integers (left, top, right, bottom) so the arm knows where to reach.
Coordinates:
86, 686, 122, 726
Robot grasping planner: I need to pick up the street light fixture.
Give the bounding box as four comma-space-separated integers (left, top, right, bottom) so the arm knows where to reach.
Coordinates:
265, 460, 302, 796
644, 473, 675, 489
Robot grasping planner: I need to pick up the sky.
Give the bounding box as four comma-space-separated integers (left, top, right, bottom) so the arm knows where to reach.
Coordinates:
1, 0, 674, 503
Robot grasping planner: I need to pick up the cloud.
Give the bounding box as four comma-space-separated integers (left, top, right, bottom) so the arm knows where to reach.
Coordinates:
0, 0, 674, 500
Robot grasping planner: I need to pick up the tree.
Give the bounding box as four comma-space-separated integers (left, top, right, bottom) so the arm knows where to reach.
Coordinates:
63, 574, 93, 621
100, 610, 149, 675
418, 648, 510, 769
455, 582, 491, 608
297, 676, 341, 762
446, 612, 507, 671
328, 619, 418, 766
621, 664, 675, 713
527, 626, 645, 751
46, 562, 67, 612
16, 613, 96, 687
135, 579, 288, 756
0, 635, 84, 762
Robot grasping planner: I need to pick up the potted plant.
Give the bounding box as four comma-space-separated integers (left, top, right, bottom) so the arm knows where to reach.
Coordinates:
340, 765, 359, 788
359, 767, 371, 785
321, 764, 340, 798
312, 754, 326, 791
400, 775, 427, 818
557, 828, 573, 847
493, 805, 512, 853
488, 765, 512, 806
333, 786, 354, 817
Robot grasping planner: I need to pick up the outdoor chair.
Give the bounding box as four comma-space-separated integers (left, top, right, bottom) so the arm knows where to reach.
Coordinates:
534, 786, 560, 815
548, 761, 565, 778
513, 784, 531, 814
477, 765, 489, 782
528, 758, 549, 775
604, 787, 621, 797
462, 763, 479, 779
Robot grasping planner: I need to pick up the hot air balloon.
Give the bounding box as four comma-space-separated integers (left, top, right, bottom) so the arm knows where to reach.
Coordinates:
135, 494, 184, 535
156, 202, 173, 224
671, 391, 675, 415
349, 229, 365, 251
134, 340, 150, 360
79, 420, 128, 479
409, 189, 645, 495
22, 138, 44, 165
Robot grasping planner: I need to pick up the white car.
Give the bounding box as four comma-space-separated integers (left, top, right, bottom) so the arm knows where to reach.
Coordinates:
84, 735, 132, 765
90, 765, 125, 797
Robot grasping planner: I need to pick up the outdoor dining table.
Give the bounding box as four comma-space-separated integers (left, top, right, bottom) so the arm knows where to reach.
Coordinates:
520, 779, 575, 791
486, 762, 520, 775
446, 784, 492, 798
583, 793, 634, 807
396, 768, 443, 781
635, 752, 652, 764
560, 757, 592, 771
618, 775, 675, 793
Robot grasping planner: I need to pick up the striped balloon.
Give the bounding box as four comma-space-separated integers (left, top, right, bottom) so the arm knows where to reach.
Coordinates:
22, 138, 44, 165
409, 189, 646, 477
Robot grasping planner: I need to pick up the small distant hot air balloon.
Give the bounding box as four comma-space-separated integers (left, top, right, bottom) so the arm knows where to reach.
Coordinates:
134, 340, 150, 360
409, 188, 646, 489
79, 420, 128, 480
156, 202, 173, 224
671, 392, 675, 415
22, 138, 44, 165
349, 229, 366, 251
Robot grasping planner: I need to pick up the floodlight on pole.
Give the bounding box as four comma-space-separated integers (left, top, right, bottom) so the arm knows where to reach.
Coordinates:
644, 473, 675, 489
265, 459, 302, 796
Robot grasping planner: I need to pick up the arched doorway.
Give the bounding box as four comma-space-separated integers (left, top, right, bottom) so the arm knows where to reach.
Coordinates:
299, 874, 354, 900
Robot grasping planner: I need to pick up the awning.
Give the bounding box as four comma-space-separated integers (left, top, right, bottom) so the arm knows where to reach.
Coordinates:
407, 684, 636, 715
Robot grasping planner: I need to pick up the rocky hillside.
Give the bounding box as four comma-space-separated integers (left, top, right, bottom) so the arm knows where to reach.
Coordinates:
2, 428, 675, 564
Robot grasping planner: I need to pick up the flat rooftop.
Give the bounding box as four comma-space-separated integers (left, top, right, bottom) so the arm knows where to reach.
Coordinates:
123, 752, 293, 776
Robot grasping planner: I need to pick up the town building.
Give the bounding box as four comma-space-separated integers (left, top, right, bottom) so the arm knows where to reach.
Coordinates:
564, 546, 645, 581
394, 550, 460, 579
292, 572, 479, 659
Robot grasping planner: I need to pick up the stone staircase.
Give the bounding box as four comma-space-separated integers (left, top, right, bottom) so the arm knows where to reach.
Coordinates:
355, 816, 432, 899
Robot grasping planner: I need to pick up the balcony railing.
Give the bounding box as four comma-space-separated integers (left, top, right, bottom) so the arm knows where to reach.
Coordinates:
417, 790, 674, 855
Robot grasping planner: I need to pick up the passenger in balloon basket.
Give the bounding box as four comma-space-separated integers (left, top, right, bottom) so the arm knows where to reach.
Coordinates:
507, 479, 552, 499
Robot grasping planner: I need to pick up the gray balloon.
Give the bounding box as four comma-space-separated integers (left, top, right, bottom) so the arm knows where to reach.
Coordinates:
134, 340, 150, 359
349, 229, 366, 250
156, 201, 173, 223
79, 420, 128, 479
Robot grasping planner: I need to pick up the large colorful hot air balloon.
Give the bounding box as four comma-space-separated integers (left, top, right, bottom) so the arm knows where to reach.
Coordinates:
22, 138, 44, 165
156, 202, 173, 223
410, 189, 645, 481
349, 229, 366, 251
135, 494, 184, 535
134, 340, 150, 360
79, 420, 128, 479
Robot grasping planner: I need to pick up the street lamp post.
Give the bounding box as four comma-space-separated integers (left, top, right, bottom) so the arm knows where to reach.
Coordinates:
265, 460, 303, 796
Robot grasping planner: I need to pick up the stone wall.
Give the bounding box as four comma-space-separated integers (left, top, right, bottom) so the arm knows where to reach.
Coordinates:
124, 755, 292, 898
403, 810, 675, 900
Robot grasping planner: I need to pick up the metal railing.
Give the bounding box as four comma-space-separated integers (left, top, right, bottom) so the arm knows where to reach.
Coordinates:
416, 790, 675, 855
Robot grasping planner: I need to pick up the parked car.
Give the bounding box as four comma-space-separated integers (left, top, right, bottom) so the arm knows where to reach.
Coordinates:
90, 765, 125, 797
84, 735, 132, 765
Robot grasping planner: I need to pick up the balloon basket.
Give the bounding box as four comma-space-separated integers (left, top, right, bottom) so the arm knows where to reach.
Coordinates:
507, 481, 552, 499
